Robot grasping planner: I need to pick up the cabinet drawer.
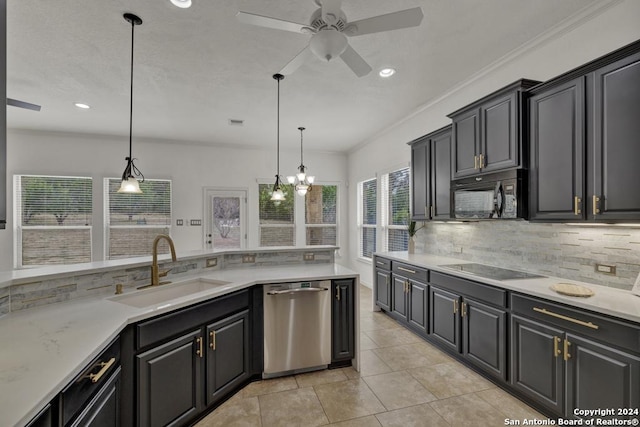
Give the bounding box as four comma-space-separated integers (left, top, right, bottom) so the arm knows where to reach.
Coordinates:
392, 262, 428, 283
61, 336, 120, 426
430, 271, 506, 308
137, 289, 249, 350
511, 293, 640, 354
373, 257, 391, 271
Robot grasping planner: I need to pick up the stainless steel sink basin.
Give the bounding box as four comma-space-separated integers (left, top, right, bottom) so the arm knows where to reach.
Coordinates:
108, 278, 231, 308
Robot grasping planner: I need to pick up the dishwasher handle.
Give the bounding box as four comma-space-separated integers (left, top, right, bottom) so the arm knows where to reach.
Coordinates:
266, 287, 329, 296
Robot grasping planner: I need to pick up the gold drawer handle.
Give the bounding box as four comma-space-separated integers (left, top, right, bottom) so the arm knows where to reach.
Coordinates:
533, 307, 599, 330
376, 261, 386, 266
397, 266, 417, 274
87, 357, 115, 383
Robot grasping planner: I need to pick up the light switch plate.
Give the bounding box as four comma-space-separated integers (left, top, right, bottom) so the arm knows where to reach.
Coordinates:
242, 254, 256, 263
303, 253, 315, 261
176, 219, 184, 226
190, 219, 202, 226
595, 263, 616, 275
205, 258, 218, 268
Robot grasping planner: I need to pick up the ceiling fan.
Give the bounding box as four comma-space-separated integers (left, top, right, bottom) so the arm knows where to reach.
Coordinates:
7, 98, 41, 111
236, 0, 424, 77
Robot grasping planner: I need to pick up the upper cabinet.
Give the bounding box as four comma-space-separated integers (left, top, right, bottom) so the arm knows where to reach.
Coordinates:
448, 79, 540, 179
529, 40, 640, 222
409, 125, 452, 221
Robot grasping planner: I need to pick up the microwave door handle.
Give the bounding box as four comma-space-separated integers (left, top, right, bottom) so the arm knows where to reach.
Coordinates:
495, 184, 505, 218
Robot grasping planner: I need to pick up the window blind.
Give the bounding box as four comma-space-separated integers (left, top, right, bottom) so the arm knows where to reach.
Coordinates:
15, 175, 92, 266
359, 178, 377, 259
305, 184, 337, 245
385, 167, 410, 251
258, 183, 295, 246
105, 178, 172, 259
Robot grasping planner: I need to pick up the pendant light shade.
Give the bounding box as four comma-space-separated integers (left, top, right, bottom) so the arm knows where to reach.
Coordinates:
271, 74, 286, 206
287, 127, 315, 196
118, 13, 145, 194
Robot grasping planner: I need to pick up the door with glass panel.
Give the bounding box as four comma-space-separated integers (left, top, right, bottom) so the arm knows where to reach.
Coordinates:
205, 189, 246, 250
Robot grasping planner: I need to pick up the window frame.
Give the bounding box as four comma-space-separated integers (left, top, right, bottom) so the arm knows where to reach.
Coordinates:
257, 181, 296, 247
304, 182, 339, 247
381, 166, 411, 252
357, 177, 378, 261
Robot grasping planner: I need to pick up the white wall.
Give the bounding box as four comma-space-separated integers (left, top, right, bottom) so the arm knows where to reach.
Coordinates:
0, 129, 348, 271
346, 0, 640, 287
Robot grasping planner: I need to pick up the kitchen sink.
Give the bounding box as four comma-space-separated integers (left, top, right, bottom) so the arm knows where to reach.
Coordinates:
108, 278, 231, 308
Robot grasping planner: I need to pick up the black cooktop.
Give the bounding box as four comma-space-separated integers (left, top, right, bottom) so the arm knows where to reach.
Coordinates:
439, 263, 545, 281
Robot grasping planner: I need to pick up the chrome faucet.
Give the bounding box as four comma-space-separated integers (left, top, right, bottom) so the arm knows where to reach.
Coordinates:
141, 234, 177, 289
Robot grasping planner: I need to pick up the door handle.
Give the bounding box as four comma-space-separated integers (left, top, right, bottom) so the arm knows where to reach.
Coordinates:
196, 337, 204, 358
453, 299, 458, 314
563, 338, 571, 361
474, 155, 479, 170
592, 195, 600, 215
461, 302, 467, 317
553, 336, 561, 358
480, 154, 486, 168
336, 287, 340, 301
210, 331, 216, 350
574, 196, 581, 215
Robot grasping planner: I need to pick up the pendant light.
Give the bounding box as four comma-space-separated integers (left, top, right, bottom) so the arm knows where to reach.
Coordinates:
287, 127, 315, 196
270, 73, 286, 206
118, 13, 144, 194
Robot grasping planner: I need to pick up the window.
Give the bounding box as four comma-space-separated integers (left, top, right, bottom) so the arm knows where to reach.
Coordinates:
258, 183, 295, 246
104, 179, 172, 259
14, 175, 92, 267
358, 178, 377, 259
382, 167, 410, 251
305, 184, 337, 245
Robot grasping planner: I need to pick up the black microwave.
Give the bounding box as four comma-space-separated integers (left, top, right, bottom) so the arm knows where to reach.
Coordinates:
451, 169, 527, 219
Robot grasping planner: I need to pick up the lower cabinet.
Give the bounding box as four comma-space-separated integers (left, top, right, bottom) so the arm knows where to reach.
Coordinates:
332, 279, 355, 362
70, 368, 121, 427
511, 314, 640, 417
26, 405, 54, 427
390, 263, 430, 335
429, 286, 461, 352
373, 256, 391, 311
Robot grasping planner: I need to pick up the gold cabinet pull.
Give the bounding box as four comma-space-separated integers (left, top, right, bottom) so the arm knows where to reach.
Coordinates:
592, 195, 600, 215
336, 287, 340, 301
474, 155, 479, 170
553, 336, 561, 358
87, 357, 116, 383
376, 260, 386, 266
533, 307, 599, 330
479, 154, 485, 169
210, 331, 216, 350
563, 338, 571, 361
398, 266, 417, 274
453, 299, 458, 314
461, 302, 467, 317
430, 205, 434, 218
574, 196, 581, 215
196, 337, 204, 358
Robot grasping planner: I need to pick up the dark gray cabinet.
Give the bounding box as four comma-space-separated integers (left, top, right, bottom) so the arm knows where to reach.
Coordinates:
529, 41, 640, 223
391, 275, 408, 320
391, 263, 429, 335
70, 368, 121, 427
205, 310, 250, 407
26, 405, 54, 427
374, 258, 391, 312
332, 279, 355, 362
137, 329, 203, 427
449, 79, 539, 179
429, 286, 460, 352
409, 125, 452, 221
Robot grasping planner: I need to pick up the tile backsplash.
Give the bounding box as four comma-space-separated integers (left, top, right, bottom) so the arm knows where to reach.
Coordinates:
415, 221, 640, 290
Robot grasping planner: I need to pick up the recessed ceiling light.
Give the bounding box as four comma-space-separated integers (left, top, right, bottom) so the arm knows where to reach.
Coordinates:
170, 0, 192, 8
379, 68, 396, 78
74, 103, 91, 109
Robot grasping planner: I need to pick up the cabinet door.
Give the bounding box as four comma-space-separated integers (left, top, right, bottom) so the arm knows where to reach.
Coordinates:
374, 269, 391, 311
565, 334, 640, 417
206, 310, 250, 407
452, 108, 480, 178
511, 315, 564, 415
529, 78, 585, 221
26, 404, 53, 427
411, 138, 429, 220
390, 276, 408, 320
592, 51, 640, 221
429, 287, 460, 352
407, 281, 428, 334
462, 299, 506, 381
137, 330, 203, 427
71, 367, 121, 427
430, 130, 452, 219
332, 279, 355, 362
481, 92, 518, 172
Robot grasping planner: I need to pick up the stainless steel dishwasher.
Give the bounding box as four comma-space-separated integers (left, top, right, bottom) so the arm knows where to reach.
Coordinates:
263, 280, 331, 378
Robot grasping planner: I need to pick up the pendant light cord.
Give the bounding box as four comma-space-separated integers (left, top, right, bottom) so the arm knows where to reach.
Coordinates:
128, 18, 135, 162
276, 76, 280, 178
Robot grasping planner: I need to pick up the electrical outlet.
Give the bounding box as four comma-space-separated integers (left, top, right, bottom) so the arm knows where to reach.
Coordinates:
242, 254, 256, 263
205, 258, 218, 268
303, 253, 315, 261
595, 263, 616, 275
176, 219, 184, 226
453, 246, 463, 254
190, 219, 202, 226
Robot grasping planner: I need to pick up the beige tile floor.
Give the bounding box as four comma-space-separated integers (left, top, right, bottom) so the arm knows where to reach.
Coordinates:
196, 286, 546, 426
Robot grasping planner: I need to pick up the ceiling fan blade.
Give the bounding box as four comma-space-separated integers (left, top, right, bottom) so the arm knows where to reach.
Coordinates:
236, 11, 308, 34
279, 46, 313, 75
345, 7, 424, 37
7, 98, 41, 111
340, 45, 372, 77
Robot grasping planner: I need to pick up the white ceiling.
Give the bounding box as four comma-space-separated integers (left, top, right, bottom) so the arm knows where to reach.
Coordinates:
6, 0, 600, 152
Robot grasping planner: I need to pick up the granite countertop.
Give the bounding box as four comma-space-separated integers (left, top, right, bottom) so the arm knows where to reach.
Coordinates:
0, 263, 358, 427
376, 251, 640, 324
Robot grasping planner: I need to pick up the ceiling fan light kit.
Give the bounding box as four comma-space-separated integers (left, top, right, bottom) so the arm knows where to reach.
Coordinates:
118, 13, 145, 194
236, 0, 423, 77
170, 0, 192, 9
270, 73, 286, 206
